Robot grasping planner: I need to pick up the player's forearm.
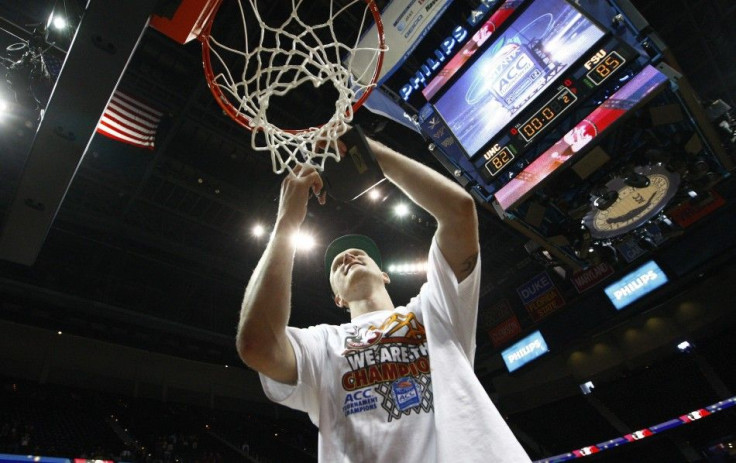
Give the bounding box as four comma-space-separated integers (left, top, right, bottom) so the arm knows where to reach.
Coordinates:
369, 138, 476, 226
237, 222, 297, 360
369, 137, 479, 280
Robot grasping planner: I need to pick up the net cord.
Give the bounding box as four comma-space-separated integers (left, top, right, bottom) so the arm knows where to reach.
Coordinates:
201, 0, 385, 174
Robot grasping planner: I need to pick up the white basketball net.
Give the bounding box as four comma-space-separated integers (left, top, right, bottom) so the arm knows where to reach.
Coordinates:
203, 0, 386, 174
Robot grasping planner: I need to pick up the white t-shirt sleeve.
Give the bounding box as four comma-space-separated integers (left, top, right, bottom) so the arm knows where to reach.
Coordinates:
259, 325, 326, 426
419, 236, 481, 362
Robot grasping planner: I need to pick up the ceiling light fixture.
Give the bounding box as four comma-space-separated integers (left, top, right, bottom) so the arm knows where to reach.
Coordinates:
394, 203, 410, 217
580, 381, 595, 395
251, 224, 266, 237
591, 189, 619, 210
292, 231, 316, 251
51, 15, 68, 30
677, 340, 693, 353
388, 261, 428, 275
368, 189, 381, 201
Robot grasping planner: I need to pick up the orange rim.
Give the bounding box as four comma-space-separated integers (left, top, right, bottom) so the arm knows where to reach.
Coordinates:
199, 0, 385, 134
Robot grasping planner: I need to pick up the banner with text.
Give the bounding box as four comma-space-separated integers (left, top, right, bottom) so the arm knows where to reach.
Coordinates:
517, 272, 566, 322
571, 262, 615, 293
501, 330, 549, 373
489, 315, 523, 348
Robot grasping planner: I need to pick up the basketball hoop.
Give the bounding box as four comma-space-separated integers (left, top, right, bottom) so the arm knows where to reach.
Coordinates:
198, 0, 386, 174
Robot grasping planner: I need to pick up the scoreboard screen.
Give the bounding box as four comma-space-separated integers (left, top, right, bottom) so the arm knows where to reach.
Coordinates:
431, 0, 606, 158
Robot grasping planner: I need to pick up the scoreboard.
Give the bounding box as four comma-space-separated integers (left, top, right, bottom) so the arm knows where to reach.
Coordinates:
373, 0, 730, 270
410, 0, 648, 199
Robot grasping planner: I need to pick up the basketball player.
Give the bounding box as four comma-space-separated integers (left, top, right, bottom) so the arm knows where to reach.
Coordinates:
237, 135, 530, 462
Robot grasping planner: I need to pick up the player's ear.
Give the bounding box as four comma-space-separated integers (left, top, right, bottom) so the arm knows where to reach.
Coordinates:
382, 272, 390, 285
334, 293, 345, 308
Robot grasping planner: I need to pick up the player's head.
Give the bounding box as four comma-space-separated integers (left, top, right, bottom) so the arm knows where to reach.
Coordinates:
325, 234, 388, 307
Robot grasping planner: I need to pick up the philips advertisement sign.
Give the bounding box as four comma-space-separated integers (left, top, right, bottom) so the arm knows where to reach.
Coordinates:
501, 330, 549, 373
604, 261, 669, 310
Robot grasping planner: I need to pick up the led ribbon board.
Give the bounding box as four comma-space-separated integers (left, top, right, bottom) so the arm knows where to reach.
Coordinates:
420, 0, 522, 101
535, 396, 736, 462
0, 455, 70, 463
502, 330, 549, 373
603, 260, 668, 310
493, 64, 669, 211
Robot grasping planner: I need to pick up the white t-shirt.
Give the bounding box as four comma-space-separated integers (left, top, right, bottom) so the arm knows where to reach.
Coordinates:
261, 238, 531, 462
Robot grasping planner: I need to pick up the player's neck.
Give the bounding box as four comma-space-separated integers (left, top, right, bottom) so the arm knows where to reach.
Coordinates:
348, 289, 394, 320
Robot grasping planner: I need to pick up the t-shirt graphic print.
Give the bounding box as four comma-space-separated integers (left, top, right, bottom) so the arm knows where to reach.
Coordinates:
340, 311, 433, 421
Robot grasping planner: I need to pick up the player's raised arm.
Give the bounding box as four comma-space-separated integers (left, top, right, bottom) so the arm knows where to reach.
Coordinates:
236, 165, 325, 384
368, 137, 479, 281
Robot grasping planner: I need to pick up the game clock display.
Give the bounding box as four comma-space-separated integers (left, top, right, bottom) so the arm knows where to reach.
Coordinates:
492, 65, 671, 211
518, 86, 577, 143
478, 41, 635, 181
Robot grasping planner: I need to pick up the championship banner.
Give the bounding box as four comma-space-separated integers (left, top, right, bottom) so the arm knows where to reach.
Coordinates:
571, 262, 615, 294
489, 315, 523, 348
516, 272, 565, 322
615, 238, 646, 263
478, 298, 515, 330
350, 0, 453, 85
480, 299, 522, 348
668, 190, 725, 228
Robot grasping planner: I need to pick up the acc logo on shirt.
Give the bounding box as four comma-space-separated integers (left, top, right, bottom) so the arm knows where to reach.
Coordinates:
392, 376, 422, 411
343, 388, 378, 417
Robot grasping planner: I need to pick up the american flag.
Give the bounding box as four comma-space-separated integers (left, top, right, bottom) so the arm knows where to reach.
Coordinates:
96, 91, 163, 150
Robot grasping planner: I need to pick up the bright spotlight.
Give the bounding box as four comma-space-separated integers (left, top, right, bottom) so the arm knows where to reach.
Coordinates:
368, 189, 381, 201
292, 231, 316, 251
48, 12, 68, 30
677, 341, 693, 353
388, 260, 428, 275
52, 15, 67, 30
0, 100, 7, 112
251, 224, 266, 238
580, 381, 595, 395
394, 203, 410, 217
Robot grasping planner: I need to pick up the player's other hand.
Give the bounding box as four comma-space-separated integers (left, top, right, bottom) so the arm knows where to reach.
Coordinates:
276, 164, 326, 231
315, 137, 348, 158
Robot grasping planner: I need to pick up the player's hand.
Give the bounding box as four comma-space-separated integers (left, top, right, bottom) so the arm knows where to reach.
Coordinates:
276, 164, 326, 231
315, 137, 348, 158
